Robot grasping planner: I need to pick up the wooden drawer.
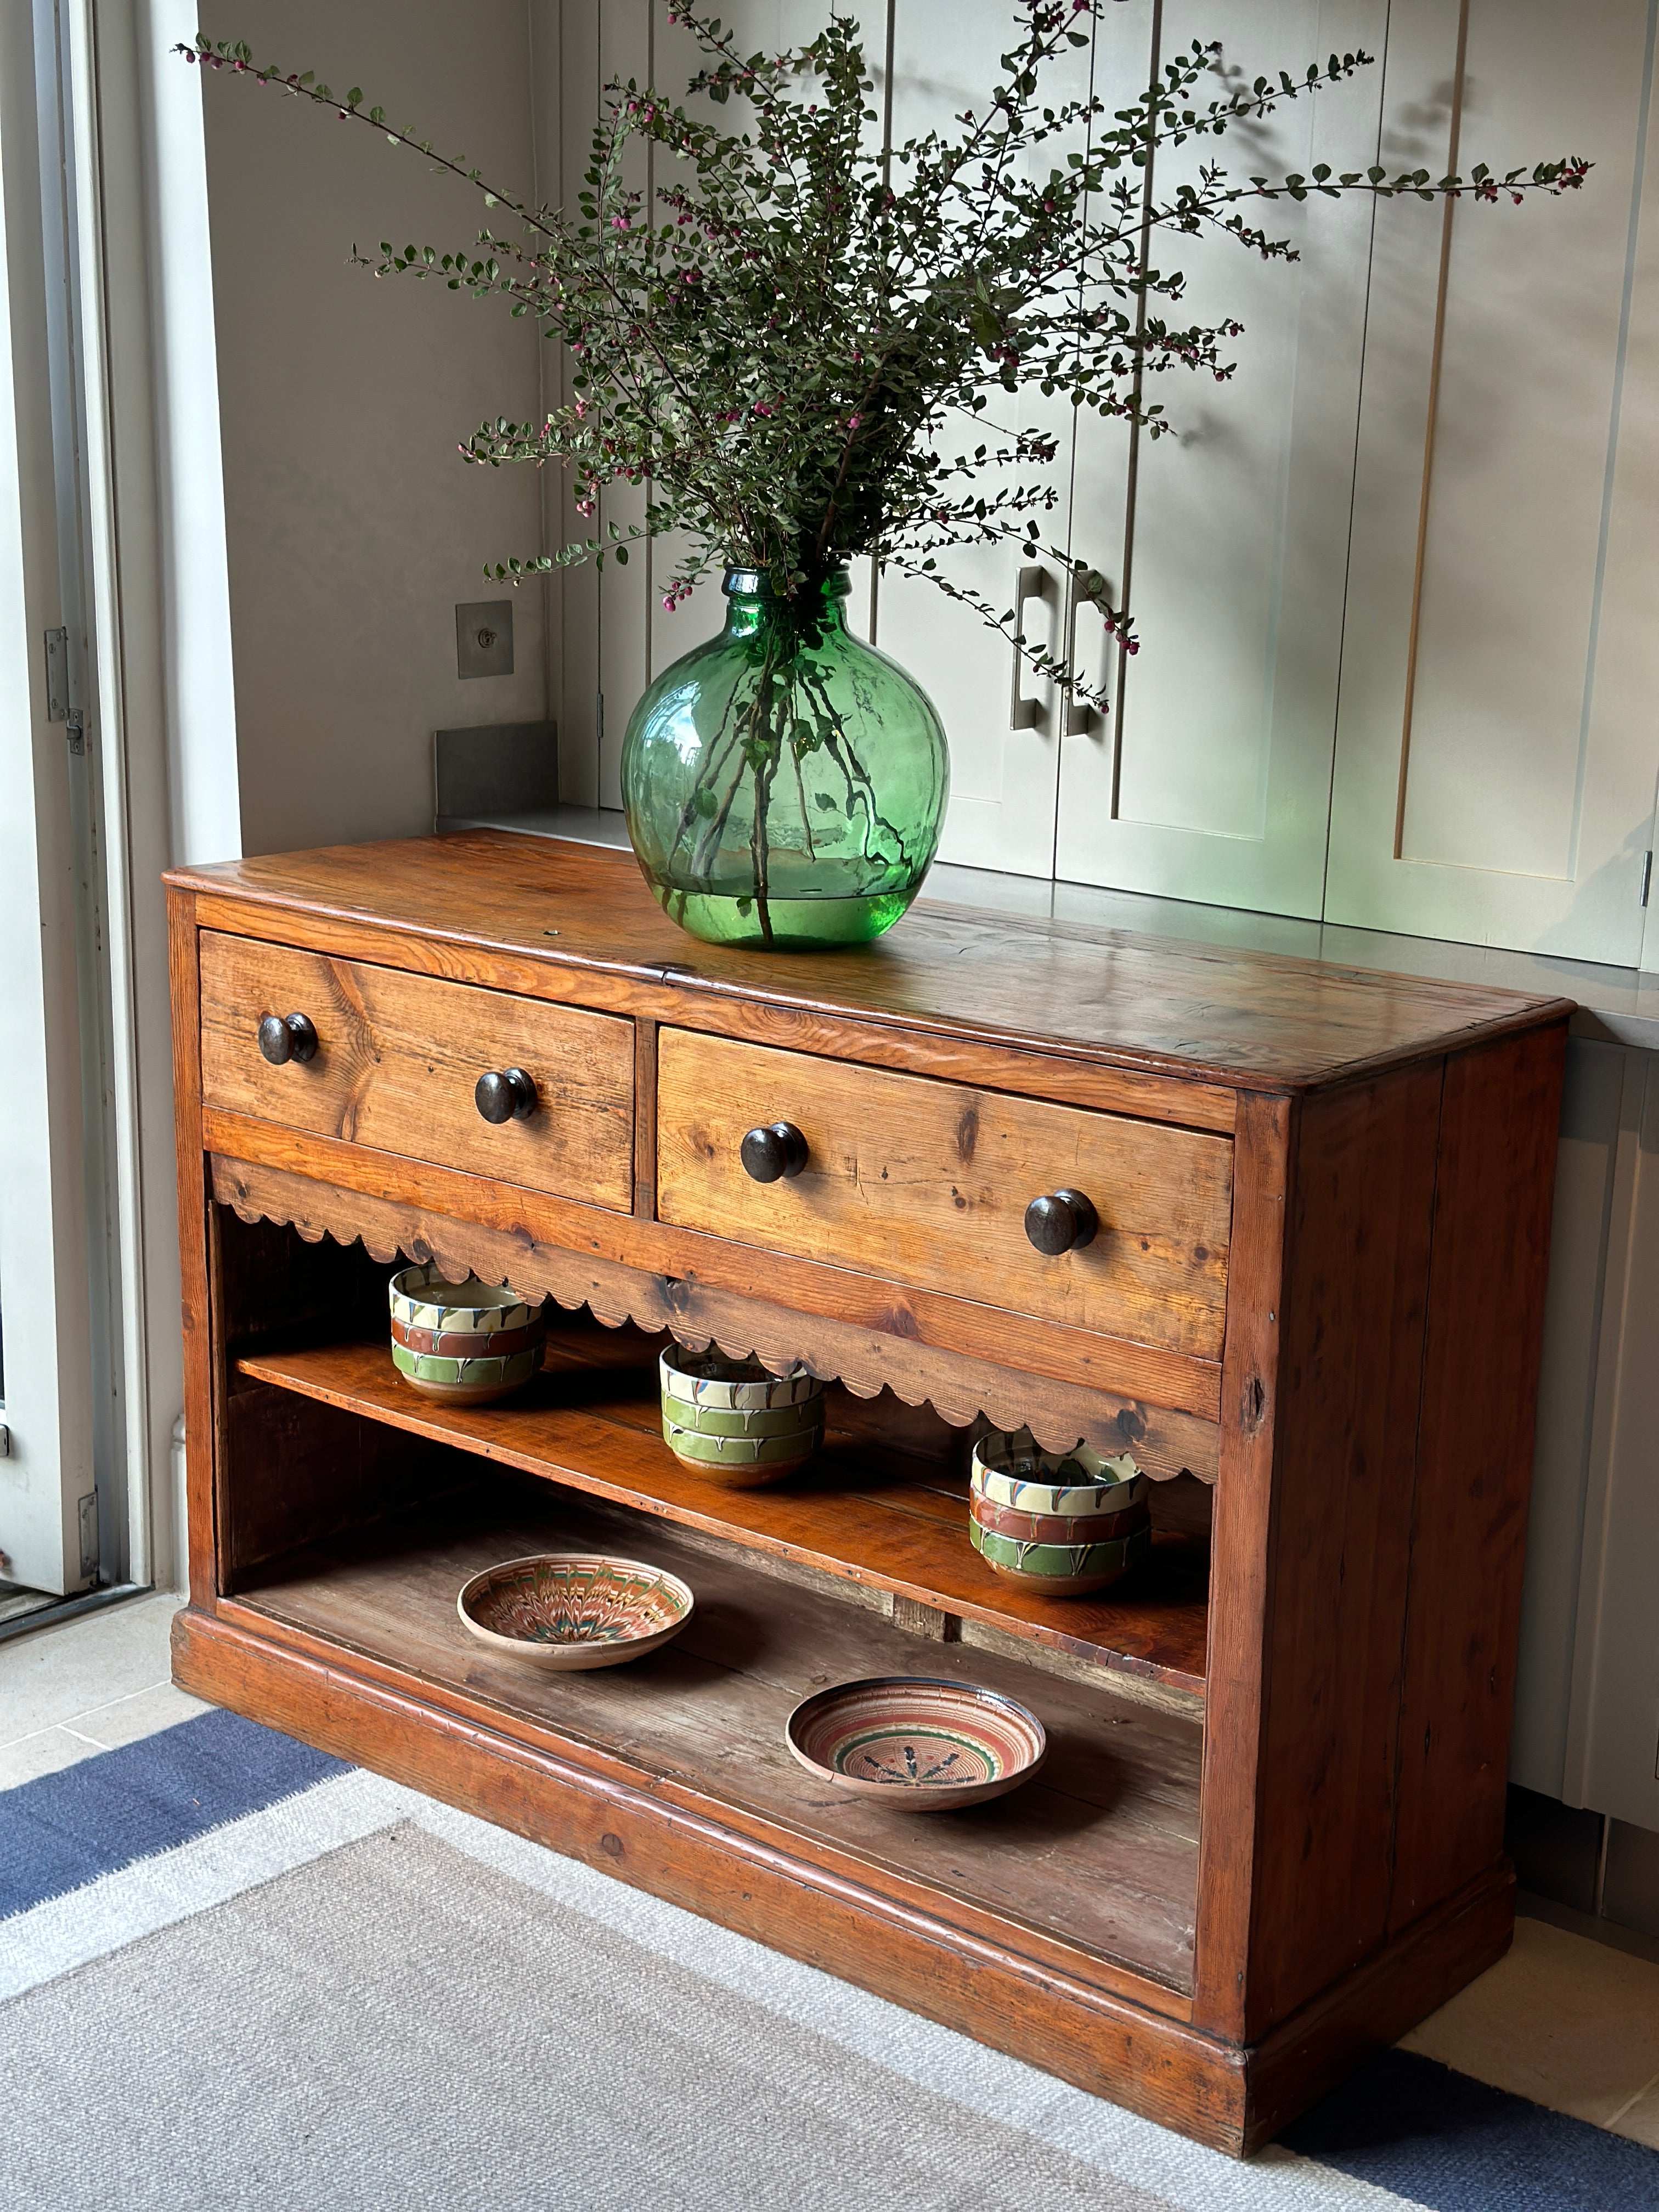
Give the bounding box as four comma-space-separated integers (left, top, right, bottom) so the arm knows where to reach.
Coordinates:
655, 1029, 1232, 1359
199, 932, 634, 1210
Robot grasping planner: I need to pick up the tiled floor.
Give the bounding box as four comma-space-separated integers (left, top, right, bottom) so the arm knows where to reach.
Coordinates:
5, 1594, 1659, 2152
0, 1591, 207, 1785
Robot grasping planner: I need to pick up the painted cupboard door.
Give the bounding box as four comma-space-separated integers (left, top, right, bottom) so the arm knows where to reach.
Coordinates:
559, 2, 877, 810
1056, 0, 1386, 916
1324, 0, 1659, 964
1560, 1047, 1659, 1833
646, 0, 876, 692
873, 1, 1120, 879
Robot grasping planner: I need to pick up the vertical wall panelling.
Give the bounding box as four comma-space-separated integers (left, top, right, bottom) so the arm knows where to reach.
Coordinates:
1509, 1037, 1626, 1799
1563, 1050, 1659, 1833
1324, 0, 1659, 964
1056, 0, 1386, 917
876, 1, 1101, 877
642, 2, 879, 696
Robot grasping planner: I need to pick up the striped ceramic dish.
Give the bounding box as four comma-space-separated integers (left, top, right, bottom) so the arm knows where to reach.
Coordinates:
659, 1347, 823, 1486
659, 1346, 823, 1412
457, 1553, 693, 1671
388, 1265, 545, 1405
970, 1428, 1149, 1519
785, 1676, 1047, 1810
968, 1515, 1153, 1597
969, 1492, 1148, 1546
389, 1265, 541, 1338
969, 1427, 1151, 1595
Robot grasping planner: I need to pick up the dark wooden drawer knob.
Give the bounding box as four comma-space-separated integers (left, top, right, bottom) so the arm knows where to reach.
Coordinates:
257, 1012, 318, 1066
740, 1121, 809, 1183
1024, 1188, 1098, 1256
475, 1067, 538, 1124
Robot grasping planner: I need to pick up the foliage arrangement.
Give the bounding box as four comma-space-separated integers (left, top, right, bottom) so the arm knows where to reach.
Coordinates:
183, 5, 1585, 715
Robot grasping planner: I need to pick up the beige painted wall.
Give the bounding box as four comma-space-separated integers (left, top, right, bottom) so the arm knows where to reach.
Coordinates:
198, 0, 550, 857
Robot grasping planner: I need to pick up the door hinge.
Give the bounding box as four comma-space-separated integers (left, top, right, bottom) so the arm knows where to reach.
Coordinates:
43, 628, 85, 753
1641, 851, 1653, 909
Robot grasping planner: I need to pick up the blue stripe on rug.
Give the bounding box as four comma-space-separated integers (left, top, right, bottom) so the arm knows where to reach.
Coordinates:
1283, 2046, 1659, 2209
0, 1708, 348, 1920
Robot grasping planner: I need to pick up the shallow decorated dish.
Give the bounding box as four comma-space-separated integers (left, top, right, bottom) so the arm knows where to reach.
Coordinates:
390, 1265, 545, 1404
785, 1676, 1046, 1811
457, 1553, 693, 1671
659, 1346, 823, 1485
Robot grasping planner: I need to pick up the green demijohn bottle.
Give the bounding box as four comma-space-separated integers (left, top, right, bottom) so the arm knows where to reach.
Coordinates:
620, 567, 949, 950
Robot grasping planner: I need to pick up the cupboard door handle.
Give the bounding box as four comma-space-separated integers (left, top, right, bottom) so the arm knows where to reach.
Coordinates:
1024, 1188, 1098, 1256
257, 1012, 318, 1066
1061, 568, 1098, 737
475, 1067, 538, 1124
741, 1121, 809, 1183
1009, 563, 1051, 730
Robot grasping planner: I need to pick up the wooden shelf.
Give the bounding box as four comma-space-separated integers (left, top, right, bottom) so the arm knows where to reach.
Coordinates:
233, 1472, 1203, 1997
234, 1334, 1210, 1697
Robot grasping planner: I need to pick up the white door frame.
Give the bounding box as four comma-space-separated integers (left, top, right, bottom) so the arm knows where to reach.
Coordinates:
0, 0, 239, 1596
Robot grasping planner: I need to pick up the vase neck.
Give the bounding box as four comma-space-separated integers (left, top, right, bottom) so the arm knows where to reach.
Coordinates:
721, 567, 850, 641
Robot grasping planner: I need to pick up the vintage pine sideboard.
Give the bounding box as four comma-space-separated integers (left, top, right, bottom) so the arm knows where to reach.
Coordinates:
165, 829, 1569, 2154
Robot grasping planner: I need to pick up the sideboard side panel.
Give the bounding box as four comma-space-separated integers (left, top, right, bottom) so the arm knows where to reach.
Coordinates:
1241, 1063, 1443, 2036
1389, 1020, 1569, 1933
1193, 1091, 1292, 2039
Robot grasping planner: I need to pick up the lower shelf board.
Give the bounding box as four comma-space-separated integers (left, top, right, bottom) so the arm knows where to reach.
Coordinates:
234, 1334, 1210, 1696
233, 1474, 1203, 2000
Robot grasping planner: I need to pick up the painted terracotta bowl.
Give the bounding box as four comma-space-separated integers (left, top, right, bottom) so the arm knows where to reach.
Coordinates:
969, 1429, 1152, 1595
457, 1553, 693, 1671
659, 1347, 823, 1487
389, 1265, 545, 1406
785, 1676, 1047, 1812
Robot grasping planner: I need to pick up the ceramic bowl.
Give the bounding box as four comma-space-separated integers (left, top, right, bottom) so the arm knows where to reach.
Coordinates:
389, 1265, 545, 1405
659, 1347, 823, 1486
457, 1553, 693, 1671
785, 1676, 1047, 1811
969, 1428, 1152, 1595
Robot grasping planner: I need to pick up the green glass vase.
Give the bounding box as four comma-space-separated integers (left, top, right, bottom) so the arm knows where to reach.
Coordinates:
620, 567, 949, 950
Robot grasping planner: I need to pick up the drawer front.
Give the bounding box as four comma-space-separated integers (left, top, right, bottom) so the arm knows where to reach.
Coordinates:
200, 933, 634, 1210
655, 1030, 1232, 1358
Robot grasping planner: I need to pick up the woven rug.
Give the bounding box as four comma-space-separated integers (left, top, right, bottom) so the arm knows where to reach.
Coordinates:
3, 1712, 1655, 2211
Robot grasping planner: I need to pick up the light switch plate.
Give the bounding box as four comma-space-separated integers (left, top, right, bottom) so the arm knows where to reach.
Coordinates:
456, 599, 514, 679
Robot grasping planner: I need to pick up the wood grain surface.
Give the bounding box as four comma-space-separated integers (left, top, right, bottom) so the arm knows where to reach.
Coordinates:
164, 833, 1576, 2155
233, 1336, 1212, 1693
199, 930, 635, 1210
1238, 1065, 1443, 2036
1389, 1024, 1567, 1934
208, 1155, 1224, 1469
166, 831, 1573, 1091
657, 1028, 1233, 1359
1192, 1092, 1292, 2039
230, 1474, 1204, 1993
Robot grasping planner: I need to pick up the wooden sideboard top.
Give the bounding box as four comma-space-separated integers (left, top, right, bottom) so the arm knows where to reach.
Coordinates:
166, 830, 1573, 1092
